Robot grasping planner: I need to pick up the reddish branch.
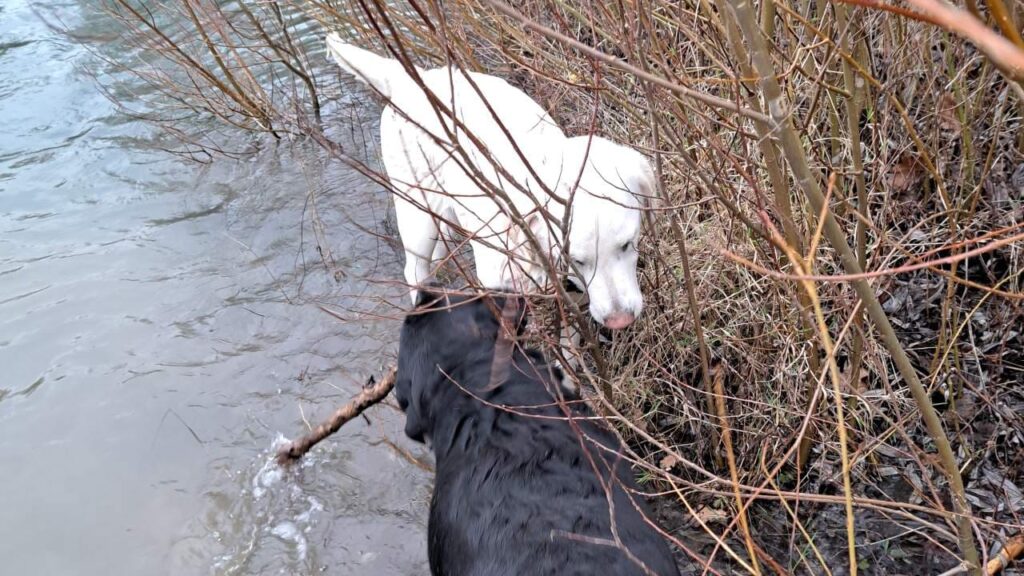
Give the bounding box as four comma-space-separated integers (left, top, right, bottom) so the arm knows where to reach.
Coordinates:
833, 0, 1024, 81
276, 366, 397, 465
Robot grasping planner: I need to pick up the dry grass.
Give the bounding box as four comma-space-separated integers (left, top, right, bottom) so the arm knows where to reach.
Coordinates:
81, 0, 1024, 574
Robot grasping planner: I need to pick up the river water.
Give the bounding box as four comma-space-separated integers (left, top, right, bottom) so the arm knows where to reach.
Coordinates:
0, 1, 432, 574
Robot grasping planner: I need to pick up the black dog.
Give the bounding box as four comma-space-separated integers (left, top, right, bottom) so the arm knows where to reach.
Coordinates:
396, 289, 681, 576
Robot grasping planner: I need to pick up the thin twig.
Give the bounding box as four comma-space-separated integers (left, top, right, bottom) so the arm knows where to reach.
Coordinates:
712, 364, 763, 575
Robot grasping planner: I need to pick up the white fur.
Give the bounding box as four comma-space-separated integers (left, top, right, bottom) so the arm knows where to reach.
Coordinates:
326, 35, 654, 328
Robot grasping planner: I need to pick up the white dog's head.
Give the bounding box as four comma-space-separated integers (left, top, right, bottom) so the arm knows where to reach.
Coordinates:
556, 136, 654, 330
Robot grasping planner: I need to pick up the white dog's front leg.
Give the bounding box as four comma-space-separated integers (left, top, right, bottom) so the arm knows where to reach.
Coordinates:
431, 221, 453, 263
556, 288, 590, 392
394, 196, 440, 304
403, 251, 433, 304
556, 320, 584, 393
470, 241, 516, 290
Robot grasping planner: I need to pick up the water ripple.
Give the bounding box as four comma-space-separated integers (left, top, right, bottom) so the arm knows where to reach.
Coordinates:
0, 284, 51, 306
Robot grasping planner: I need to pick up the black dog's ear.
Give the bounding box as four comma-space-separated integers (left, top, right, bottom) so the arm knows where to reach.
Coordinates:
492, 295, 530, 337
513, 298, 530, 337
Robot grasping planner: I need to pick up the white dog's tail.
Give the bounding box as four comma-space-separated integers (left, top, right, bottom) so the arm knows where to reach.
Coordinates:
325, 33, 424, 99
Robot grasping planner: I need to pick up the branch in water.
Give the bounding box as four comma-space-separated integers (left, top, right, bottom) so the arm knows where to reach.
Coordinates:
276, 366, 397, 466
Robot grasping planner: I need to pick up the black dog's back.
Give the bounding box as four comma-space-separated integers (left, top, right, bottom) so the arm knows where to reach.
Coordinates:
396, 291, 680, 576
426, 386, 679, 576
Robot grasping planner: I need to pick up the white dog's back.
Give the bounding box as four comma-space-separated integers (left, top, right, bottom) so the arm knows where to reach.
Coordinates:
326, 35, 651, 328
327, 35, 566, 285
326, 36, 564, 197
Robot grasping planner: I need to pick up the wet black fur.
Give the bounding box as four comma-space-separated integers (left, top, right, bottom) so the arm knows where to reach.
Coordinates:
396, 290, 681, 576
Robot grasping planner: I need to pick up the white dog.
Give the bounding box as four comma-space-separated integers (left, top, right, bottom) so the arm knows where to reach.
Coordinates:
326, 35, 654, 330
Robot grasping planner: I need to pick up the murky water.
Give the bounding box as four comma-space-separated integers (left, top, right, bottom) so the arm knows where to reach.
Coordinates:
0, 1, 431, 574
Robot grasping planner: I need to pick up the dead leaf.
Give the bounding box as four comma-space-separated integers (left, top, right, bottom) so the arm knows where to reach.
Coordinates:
890, 153, 924, 195
692, 506, 729, 525
983, 465, 1024, 512
839, 361, 869, 394
955, 393, 979, 422
938, 93, 962, 135
660, 453, 679, 471
1011, 163, 1024, 193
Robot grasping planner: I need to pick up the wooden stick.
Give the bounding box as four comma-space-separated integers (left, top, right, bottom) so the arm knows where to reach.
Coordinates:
988, 534, 1024, 575
276, 366, 397, 465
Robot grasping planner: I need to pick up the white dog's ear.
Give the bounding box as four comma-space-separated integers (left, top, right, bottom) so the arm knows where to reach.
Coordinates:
632, 156, 658, 209
508, 211, 557, 285
527, 211, 551, 252
512, 210, 552, 257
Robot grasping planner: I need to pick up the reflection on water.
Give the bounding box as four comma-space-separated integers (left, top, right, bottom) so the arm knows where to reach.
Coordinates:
0, 1, 430, 574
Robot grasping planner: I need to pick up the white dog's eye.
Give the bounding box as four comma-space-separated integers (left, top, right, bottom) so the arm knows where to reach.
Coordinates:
572, 258, 586, 267
620, 241, 632, 252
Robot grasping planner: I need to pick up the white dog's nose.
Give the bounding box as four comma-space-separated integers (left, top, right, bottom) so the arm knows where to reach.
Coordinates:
602, 312, 635, 330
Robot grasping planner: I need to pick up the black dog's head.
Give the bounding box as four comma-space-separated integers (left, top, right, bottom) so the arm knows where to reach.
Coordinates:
395, 288, 528, 444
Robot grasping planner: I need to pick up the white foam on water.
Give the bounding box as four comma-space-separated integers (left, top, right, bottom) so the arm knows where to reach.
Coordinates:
252, 458, 283, 500
270, 521, 308, 561
252, 433, 292, 499
211, 434, 324, 574
297, 494, 324, 524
